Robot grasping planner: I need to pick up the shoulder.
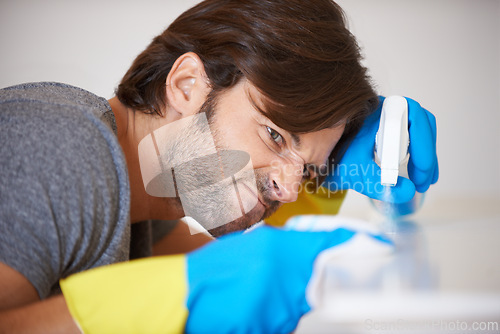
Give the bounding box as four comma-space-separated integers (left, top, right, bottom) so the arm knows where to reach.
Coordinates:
0, 82, 128, 201
0, 82, 131, 298
1, 82, 122, 170
0, 82, 110, 115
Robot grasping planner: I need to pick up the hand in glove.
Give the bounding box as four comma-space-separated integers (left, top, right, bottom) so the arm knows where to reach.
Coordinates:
324, 96, 438, 203
61, 224, 391, 333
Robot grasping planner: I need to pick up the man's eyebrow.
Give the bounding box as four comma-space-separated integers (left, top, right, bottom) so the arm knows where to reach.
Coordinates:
247, 88, 303, 151
290, 133, 301, 149
289, 133, 330, 178
290, 134, 326, 177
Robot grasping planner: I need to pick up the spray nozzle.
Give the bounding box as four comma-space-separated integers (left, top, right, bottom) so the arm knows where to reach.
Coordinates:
375, 96, 410, 187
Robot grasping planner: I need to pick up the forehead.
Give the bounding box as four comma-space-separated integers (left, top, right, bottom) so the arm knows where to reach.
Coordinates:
246, 82, 343, 144
296, 125, 345, 165
243, 80, 345, 165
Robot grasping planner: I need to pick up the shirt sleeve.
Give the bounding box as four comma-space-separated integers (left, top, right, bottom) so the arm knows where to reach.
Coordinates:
0, 100, 130, 298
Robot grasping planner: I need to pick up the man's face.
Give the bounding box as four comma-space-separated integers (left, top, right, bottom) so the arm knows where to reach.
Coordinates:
202, 80, 345, 237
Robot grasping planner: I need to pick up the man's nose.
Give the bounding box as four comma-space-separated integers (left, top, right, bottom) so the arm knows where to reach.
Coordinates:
268, 161, 303, 203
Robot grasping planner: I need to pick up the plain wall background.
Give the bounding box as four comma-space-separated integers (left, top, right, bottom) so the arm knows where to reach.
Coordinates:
1, 0, 499, 213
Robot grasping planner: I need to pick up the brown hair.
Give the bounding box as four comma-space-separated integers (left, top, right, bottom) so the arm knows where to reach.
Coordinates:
116, 0, 378, 161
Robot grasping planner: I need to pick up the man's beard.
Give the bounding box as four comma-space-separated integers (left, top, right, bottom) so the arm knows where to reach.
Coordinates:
207, 169, 281, 238
143, 90, 281, 238
198, 91, 281, 237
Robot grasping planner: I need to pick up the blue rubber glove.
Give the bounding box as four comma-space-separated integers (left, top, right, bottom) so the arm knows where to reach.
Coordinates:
185, 225, 357, 334
324, 96, 439, 203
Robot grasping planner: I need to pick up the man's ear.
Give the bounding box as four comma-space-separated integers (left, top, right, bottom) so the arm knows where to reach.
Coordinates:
165, 52, 211, 118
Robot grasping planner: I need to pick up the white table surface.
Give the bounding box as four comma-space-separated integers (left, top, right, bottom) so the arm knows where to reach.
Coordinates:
296, 195, 500, 334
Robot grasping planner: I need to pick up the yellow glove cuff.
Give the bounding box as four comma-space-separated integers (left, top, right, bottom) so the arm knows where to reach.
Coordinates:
60, 255, 188, 334
266, 187, 347, 227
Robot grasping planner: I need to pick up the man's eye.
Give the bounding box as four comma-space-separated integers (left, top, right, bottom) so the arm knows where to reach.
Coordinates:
266, 126, 283, 146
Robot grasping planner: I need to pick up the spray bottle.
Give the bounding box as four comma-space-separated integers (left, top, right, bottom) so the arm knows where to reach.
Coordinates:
371, 95, 423, 219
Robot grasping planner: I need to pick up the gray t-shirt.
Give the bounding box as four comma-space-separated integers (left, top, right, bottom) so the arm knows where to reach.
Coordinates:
0, 82, 131, 298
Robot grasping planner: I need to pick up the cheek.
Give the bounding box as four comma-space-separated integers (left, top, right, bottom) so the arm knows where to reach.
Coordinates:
213, 121, 276, 169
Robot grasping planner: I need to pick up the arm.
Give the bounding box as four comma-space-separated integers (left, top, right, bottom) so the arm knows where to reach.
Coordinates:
0, 262, 79, 333
58, 225, 390, 334
0, 295, 79, 334
0, 262, 39, 310
152, 220, 213, 255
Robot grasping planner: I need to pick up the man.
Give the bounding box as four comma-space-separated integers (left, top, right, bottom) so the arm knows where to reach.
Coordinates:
0, 0, 438, 332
